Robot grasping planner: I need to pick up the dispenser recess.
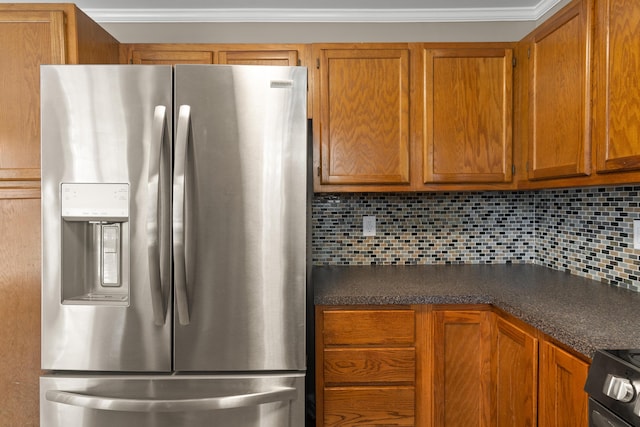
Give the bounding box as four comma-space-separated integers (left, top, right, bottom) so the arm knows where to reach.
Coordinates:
60, 183, 130, 305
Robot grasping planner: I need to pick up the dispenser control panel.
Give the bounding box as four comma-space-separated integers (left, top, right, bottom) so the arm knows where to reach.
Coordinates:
61, 183, 129, 221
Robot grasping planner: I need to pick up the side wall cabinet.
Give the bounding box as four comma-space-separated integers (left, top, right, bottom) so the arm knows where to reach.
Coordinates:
0, 5, 120, 426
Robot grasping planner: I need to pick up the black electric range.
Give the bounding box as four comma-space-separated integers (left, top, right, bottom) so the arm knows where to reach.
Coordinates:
585, 350, 640, 427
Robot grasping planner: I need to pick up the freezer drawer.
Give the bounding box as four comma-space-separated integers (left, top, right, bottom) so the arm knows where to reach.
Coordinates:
40, 373, 304, 427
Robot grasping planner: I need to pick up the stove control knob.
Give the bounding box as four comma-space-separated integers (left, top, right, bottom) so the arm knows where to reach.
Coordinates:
603, 374, 635, 403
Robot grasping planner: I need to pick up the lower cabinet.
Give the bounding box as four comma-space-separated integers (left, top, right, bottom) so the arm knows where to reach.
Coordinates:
431, 309, 493, 426
315, 306, 418, 426
539, 339, 590, 427
494, 314, 538, 427
316, 305, 590, 427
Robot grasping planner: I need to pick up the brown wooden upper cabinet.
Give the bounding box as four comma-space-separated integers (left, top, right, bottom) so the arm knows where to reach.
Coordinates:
124, 44, 303, 66
313, 44, 412, 191
593, 0, 640, 173
421, 47, 513, 184
0, 4, 119, 194
524, 0, 593, 181
218, 49, 299, 66
131, 50, 214, 64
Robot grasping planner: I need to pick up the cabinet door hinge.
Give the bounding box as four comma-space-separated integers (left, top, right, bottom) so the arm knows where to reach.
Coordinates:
317, 166, 321, 177
297, 59, 301, 66
527, 48, 531, 59
512, 57, 517, 67
316, 58, 320, 69
512, 165, 516, 175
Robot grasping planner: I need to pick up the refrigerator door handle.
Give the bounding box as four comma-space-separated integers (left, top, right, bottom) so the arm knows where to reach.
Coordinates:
148, 105, 168, 326
45, 387, 297, 412
173, 104, 191, 325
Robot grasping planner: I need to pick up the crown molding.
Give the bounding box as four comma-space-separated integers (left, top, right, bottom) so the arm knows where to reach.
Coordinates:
85, 0, 562, 23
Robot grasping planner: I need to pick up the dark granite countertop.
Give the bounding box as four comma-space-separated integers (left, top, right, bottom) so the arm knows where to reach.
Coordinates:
313, 264, 640, 359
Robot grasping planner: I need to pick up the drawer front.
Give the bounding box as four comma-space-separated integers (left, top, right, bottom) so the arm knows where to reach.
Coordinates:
324, 386, 415, 426
324, 348, 415, 385
322, 309, 415, 346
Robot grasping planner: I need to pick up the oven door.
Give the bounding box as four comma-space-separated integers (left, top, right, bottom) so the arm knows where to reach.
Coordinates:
590, 398, 632, 427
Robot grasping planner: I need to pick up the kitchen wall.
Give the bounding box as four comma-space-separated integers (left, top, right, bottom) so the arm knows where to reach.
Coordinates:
312, 186, 640, 292
102, 21, 533, 43
96, 0, 573, 44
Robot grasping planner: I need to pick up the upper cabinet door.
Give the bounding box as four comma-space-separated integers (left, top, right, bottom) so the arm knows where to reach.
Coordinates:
314, 46, 411, 188
131, 50, 214, 64
594, 0, 640, 173
526, 0, 593, 180
218, 49, 299, 66
0, 11, 66, 182
422, 47, 513, 184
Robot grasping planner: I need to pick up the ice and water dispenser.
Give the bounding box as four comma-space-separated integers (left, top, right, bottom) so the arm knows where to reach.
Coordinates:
60, 183, 130, 305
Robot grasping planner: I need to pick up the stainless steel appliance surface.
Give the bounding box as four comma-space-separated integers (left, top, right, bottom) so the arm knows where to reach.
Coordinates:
40, 373, 304, 427
40, 64, 307, 426
584, 350, 640, 426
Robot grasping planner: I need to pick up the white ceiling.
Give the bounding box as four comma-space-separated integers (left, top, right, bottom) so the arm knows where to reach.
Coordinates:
10, 0, 562, 22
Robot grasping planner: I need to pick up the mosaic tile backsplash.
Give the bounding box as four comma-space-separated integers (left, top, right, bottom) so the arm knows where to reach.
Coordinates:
312, 186, 640, 292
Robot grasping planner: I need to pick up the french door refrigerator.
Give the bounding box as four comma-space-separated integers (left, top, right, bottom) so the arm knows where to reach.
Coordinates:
39, 64, 308, 427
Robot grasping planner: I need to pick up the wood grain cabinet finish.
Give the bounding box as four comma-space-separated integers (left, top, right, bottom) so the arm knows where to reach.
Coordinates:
593, 0, 640, 173
493, 315, 538, 427
524, 0, 593, 181
0, 6, 119, 427
127, 45, 302, 66
0, 4, 119, 193
421, 47, 513, 184
0, 10, 65, 184
431, 309, 493, 427
316, 306, 417, 426
538, 340, 589, 427
217, 49, 299, 66
316, 305, 590, 427
313, 45, 412, 190
131, 49, 214, 64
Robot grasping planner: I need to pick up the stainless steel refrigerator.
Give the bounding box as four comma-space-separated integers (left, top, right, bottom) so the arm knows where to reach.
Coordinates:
39, 64, 308, 426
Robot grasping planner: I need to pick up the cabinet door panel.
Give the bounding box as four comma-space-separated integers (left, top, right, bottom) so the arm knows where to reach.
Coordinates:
527, 0, 592, 180
0, 198, 41, 426
539, 341, 589, 427
495, 316, 537, 427
218, 49, 298, 66
131, 50, 213, 64
317, 48, 410, 185
324, 386, 415, 426
322, 309, 415, 346
324, 348, 415, 385
432, 310, 492, 427
0, 11, 65, 181
423, 48, 513, 183
595, 0, 640, 172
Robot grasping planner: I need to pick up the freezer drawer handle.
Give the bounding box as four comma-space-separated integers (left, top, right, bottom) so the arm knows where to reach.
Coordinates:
173, 104, 191, 325
45, 386, 297, 412
148, 105, 168, 326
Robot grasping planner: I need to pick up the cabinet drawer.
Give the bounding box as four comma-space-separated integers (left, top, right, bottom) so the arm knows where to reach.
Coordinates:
324, 348, 415, 385
324, 386, 415, 426
322, 309, 415, 346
